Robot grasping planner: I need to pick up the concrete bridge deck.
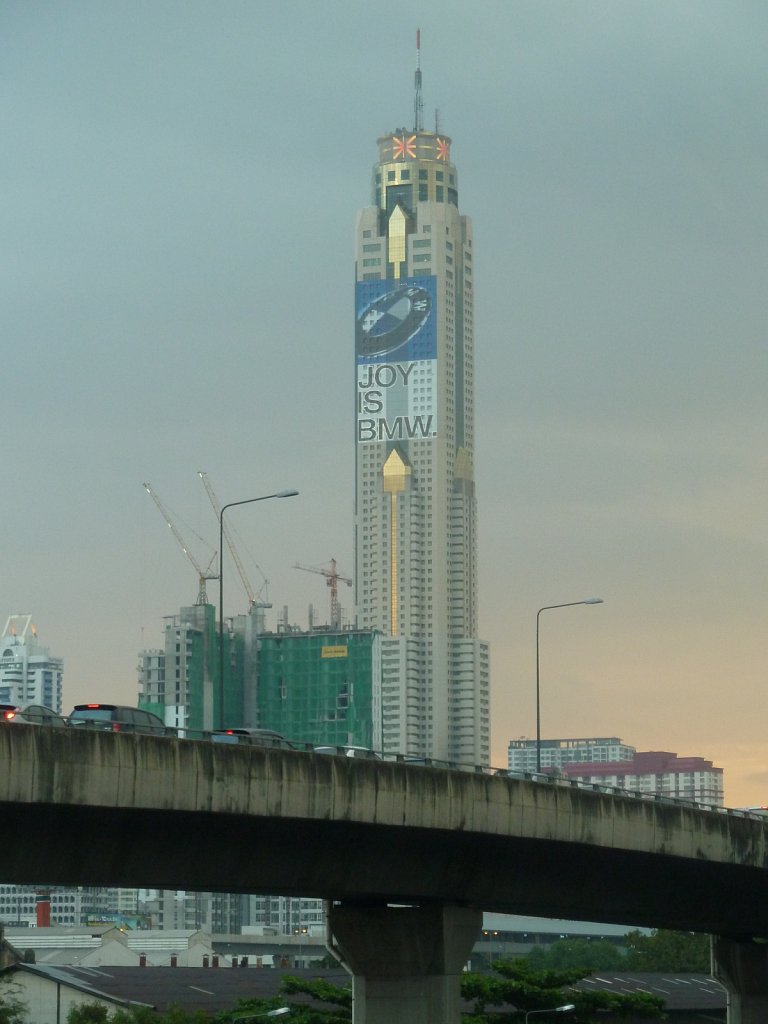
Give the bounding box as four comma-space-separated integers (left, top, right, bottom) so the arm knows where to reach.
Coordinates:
1, 725, 767, 936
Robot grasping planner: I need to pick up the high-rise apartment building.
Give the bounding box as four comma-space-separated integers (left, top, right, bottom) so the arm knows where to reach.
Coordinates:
0, 615, 63, 712
354, 47, 489, 763
508, 737, 636, 774
508, 736, 724, 805
562, 751, 724, 806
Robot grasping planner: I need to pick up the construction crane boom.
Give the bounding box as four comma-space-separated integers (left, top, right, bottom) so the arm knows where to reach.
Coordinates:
198, 471, 272, 610
294, 558, 352, 630
143, 482, 218, 605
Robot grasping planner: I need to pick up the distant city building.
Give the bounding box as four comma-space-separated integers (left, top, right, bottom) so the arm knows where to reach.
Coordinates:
508, 736, 724, 806
562, 750, 724, 806
508, 737, 636, 773
507, 737, 724, 806
353, 55, 490, 764
0, 615, 63, 712
245, 896, 325, 939
0, 886, 143, 928
0, 882, 243, 934
137, 891, 242, 934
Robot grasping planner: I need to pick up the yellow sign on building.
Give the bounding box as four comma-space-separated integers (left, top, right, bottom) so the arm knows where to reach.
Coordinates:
321, 645, 348, 659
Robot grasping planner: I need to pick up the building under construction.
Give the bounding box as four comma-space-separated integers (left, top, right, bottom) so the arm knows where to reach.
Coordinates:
138, 606, 381, 750
140, 476, 276, 734
138, 603, 262, 736
256, 628, 381, 749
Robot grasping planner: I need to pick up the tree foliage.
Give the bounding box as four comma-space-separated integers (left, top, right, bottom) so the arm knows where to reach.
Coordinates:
280, 975, 351, 1010
527, 938, 625, 972
624, 929, 711, 972
461, 958, 665, 1021
208, 976, 352, 1023
66, 1006, 110, 1024
0, 975, 27, 1024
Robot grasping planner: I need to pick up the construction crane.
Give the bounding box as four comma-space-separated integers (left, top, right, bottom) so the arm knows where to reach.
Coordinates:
294, 559, 352, 630
143, 482, 218, 605
197, 471, 272, 614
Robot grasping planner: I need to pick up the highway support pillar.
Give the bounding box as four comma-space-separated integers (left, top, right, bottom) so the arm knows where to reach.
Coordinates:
713, 936, 768, 1023
327, 901, 481, 1024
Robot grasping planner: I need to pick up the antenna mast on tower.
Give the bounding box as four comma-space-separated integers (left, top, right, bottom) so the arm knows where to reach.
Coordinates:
414, 28, 424, 132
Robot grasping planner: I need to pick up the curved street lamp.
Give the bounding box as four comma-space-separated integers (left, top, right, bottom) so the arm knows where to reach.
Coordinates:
232, 1005, 291, 1020
536, 599, 603, 772
525, 1004, 576, 1022
219, 490, 299, 728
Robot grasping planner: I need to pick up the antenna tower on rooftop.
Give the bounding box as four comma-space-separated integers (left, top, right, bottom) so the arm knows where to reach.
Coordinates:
414, 28, 424, 132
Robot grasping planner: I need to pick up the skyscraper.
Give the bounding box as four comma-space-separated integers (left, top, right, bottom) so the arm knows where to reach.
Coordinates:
354, 39, 489, 764
0, 615, 63, 712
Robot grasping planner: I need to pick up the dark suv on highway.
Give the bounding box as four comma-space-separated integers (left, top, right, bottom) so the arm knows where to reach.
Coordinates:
68, 703, 172, 736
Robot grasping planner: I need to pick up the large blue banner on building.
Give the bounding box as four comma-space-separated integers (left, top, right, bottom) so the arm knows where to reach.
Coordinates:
355, 276, 437, 444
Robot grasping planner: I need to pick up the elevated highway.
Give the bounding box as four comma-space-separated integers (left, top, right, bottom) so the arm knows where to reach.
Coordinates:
2, 726, 768, 1022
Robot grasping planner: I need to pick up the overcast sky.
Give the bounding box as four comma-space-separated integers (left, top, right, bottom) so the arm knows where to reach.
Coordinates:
3, 1, 766, 806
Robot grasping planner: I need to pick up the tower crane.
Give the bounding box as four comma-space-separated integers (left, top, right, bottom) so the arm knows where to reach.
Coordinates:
294, 559, 352, 630
143, 483, 218, 605
197, 471, 272, 613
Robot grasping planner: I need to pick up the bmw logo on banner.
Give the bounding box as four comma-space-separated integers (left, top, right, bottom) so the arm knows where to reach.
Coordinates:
356, 281, 435, 362
355, 276, 438, 445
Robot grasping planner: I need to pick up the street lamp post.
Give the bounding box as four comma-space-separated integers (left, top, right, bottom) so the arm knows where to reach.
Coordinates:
524, 1004, 576, 1022
536, 599, 603, 773
218, 490, 299, 729
293, 925, 308, 967
482, 928, 499, 967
